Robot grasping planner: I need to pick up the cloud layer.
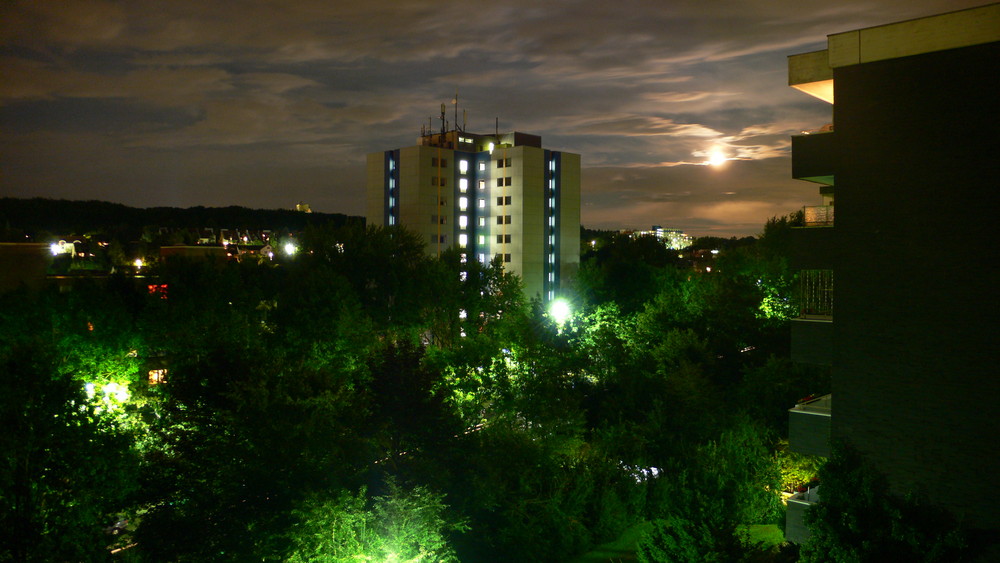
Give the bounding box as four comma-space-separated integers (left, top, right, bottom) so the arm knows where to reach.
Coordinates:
0, 0, 983, 235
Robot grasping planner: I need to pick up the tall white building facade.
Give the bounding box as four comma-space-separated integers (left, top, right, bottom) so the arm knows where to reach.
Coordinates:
366, 128, 580, 301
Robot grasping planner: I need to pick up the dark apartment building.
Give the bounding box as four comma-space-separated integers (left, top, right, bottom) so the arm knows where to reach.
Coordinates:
783, 4, 1000, 542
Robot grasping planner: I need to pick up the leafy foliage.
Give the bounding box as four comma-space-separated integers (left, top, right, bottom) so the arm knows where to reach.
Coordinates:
800, 445, 970, 563
0, 218, 820, 561
288, 481, 465, 563
0, 345, 138, 562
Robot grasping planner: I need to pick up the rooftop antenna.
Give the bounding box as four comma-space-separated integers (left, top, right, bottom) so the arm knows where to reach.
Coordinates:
440, 103, 446, 134
495, 116, 499, 138
463, 109, 467, 132
453, 90, 459, 132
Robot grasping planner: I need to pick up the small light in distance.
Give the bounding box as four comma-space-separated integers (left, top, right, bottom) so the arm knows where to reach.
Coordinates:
283, 242, 297, 256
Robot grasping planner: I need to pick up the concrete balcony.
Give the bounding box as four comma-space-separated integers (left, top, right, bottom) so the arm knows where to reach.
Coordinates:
791, 131, 835, 185
788, 226, 837, 270
791, 318, 832, 366
785, 485, 821, 544
788, 394, 832, 457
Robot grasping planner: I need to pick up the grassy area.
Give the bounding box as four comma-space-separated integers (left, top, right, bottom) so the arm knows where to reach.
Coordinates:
571, 521, 652, 563
745, 524, 786, 549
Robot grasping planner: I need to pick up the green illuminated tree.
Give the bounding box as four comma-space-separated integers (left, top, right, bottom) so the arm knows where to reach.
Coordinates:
0, 345, 139, 562
287, 481, 465, 563
638, 419, 782, 562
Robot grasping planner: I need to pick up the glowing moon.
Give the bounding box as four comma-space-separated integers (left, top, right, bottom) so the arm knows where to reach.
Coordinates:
707, 151, 727, 167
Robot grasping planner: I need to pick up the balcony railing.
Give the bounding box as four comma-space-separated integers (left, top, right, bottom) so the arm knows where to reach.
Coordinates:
798, 269, 833, 319
803, 205, 834, 227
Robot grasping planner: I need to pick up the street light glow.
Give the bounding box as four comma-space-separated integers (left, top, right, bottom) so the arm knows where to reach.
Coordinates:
549, 298, 571, 326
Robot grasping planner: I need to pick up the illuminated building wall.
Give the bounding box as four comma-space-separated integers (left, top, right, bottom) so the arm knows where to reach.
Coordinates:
367, 128, 580, 301
786, 3, 1000, 537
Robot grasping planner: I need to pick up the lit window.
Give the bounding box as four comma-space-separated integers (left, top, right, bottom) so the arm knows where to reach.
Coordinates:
459, 215, 468, 228
459, 234, 468, 247
389, 216, 395, 225
459, 160, 469, 173
478, 235, 485, 245
459, 197, 468, 211
479, 162, 486, 171
478, 253, 486, 263
459, 178, 469, 192
478, 217, 486, 227
478, 198, 486, 208
478, 180, 485, 190
148, 369, 168, 385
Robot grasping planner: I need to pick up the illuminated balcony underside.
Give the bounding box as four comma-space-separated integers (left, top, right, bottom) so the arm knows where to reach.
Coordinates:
788, 50, 833, 104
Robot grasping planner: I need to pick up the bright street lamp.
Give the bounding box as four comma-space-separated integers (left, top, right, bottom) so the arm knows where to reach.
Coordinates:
549, 298, 571, 326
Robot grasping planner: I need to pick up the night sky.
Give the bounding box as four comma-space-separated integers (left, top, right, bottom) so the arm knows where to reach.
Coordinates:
0, 1, 984, 236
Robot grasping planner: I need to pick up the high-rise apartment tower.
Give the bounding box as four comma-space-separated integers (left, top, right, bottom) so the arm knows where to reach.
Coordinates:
366, 121, 580, 301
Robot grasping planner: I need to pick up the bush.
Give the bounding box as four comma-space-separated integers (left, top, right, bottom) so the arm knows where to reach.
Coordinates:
800, 445, 970, 562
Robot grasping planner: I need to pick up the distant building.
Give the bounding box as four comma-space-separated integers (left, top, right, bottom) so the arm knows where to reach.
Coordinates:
366, 117, 581, 301
628, 226, 693, 250
783, 4, 1000, 543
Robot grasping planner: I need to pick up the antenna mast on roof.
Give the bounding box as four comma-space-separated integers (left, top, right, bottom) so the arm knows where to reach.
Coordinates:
440, 104, 446, 134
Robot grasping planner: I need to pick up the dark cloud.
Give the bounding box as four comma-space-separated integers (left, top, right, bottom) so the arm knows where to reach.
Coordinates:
0, 0, 983, 235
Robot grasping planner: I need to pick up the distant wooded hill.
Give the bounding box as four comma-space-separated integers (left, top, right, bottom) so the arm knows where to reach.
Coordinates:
0, 198, 363, 241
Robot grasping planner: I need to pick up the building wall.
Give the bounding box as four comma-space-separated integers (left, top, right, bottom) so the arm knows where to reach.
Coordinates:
831, 40, 1000, 528
558, 152, 582, 287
